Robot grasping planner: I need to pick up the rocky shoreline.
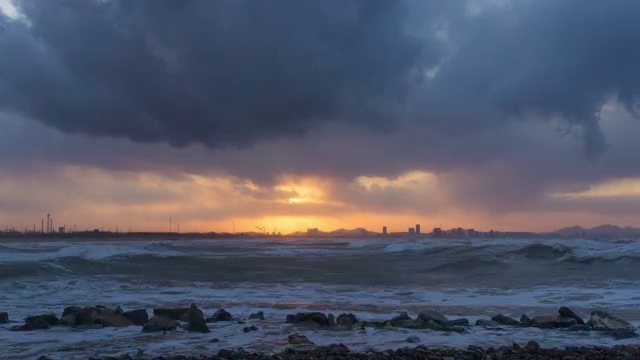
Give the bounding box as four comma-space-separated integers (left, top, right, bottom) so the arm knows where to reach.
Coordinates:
48, 343, 640, 360
3, 305, 639, 359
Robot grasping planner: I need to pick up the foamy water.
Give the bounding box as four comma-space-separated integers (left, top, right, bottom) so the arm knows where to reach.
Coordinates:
1, 237, 639, 359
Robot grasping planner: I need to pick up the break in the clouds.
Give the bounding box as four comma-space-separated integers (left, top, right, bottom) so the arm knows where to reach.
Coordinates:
2, 0, 640, 232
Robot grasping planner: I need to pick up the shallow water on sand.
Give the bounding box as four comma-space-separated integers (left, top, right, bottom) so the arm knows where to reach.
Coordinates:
1, 237, 640, 359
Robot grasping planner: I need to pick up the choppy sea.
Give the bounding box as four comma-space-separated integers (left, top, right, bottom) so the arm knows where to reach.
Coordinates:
1, 237, 639, 359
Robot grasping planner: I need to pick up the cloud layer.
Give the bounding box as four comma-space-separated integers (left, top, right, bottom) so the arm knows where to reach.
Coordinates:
1, 0, 640, 231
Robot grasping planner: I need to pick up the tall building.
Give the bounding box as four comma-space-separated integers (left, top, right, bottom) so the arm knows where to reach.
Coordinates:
416, 224, 421, 234
408, 227, 415, 234
382, 226, 388, 235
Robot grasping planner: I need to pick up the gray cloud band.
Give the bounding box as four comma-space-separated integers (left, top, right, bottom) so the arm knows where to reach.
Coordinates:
1, 0, 639, 165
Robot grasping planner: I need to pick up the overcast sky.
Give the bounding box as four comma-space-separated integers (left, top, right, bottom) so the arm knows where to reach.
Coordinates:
1, 0, 640, 233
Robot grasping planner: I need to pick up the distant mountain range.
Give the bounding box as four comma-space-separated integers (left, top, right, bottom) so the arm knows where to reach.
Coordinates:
554, 224, 640, 237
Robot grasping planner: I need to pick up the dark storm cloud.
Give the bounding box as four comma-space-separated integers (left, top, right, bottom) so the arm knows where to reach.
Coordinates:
420, 0, 640, 160
0, 0, 432, 147
1, 0, 639, 163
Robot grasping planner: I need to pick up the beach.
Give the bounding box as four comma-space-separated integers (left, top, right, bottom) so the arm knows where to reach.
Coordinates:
1, 237, 640, 359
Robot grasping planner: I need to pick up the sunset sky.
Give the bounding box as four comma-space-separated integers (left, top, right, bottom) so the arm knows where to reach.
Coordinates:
2, 0, 640, 234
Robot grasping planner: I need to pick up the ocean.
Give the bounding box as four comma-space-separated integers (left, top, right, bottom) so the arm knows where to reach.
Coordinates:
1, 237, 639, 359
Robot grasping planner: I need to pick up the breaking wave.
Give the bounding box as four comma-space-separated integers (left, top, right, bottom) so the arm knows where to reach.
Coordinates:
1, 238, 640, 284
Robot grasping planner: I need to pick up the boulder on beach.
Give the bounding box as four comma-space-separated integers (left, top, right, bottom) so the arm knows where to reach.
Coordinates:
288, 333, 314, 345
530, 316, 577, 329
447, 318, 470, 326
588, 311, 635, 332
520, 314, 533, 326
184, 304, 209, 333
0, 312, 8, 324
102, 314, 133, 328
336, 313, 358, 327
27, 314, 59, 326
491, 314, 521, 326
248, 311, 265, 320
390, 313, 411, 326
74, 307, 102, 327
558, 306, 585, 325
142, 315, 180, 333
153, 307, 192, 321
62, 306, 82, 318
208, 308, 232, 322
10, 314, 58, 331
243, 325, 259, 333
122, 309, 149, 326
524, 340, 541, 353
417, 310, 448, 324
286, 312, 330, 327
475, 319, 500, 327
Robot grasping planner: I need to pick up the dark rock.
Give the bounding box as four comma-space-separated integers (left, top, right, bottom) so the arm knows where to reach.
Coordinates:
59, 314, 76, 327
153, 307, 191, 321
141, 315, 180, 333
475, 319, 500, 327
72, 307, 101, 327
524, 340, 540, 353
531, 316, 577, 329
248, 311, 265, 320
26, 314, 58, 326
390, 313, 411, 325
243, 325, 259, 333
102, 314, 133, 327
406, 336, 420, 343
184, 304, 209, 333
0, 312, 8, 324
210, 338, 220, 343
447, 318, 470, 326
209, 308, 232, 322
62, 306, 82, 318
520, 314, 532, 326
10, 314, 58, 331
559, 306, 585, 325
288, 333, 314, 345
418, 310, 449, 324
217, 349, 233, 359
122, 309, 149, 326
491, 314, 521, 326
589, 311, 635, 332
512, 342, 522, 351
286, 312, 330, 327
336, 313, 358, 327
